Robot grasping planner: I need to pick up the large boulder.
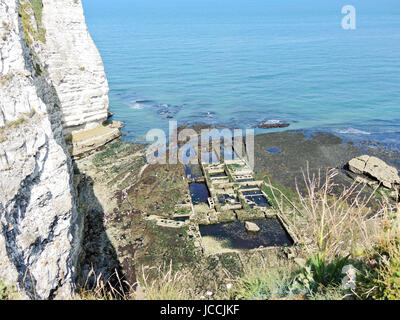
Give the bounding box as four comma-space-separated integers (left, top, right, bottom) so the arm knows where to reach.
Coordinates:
347, 155, 400, 189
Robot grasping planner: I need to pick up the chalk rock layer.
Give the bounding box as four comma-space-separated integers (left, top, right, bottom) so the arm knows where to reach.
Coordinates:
0, 0, 109, 299
41, 0, 109, 135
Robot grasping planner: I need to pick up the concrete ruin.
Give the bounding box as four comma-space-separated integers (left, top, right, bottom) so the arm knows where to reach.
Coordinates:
141, 136, 297, 256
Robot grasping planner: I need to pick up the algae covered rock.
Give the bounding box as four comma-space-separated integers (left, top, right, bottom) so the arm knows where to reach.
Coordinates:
217, 210, 237, 223
236, 208, 265, 221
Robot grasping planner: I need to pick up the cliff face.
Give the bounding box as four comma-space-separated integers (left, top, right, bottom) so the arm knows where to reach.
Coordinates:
0, 0, 109, 299
41, 0, 109, 135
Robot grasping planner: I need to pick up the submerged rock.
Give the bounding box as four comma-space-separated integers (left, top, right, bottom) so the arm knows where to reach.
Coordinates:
257, 121, 290, 129
347, 155, 400, 189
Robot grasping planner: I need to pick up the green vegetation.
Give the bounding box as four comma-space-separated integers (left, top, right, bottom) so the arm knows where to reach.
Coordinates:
90, 140, 146, 190
256, 174, 299, 209
75, 143, 400, 300
33, 62, 46, 76
217, 210, 236, 223
92, 140, 132, 167
235, 208, 265, 221
356, 211, 400, 299
294, 253, 349, 293
227, 163, 244, 171
31, 0, 43, 24
0, 280, 18, 300
19, 0, 46, 47
223, 164, 235, 182
232, 257, 300, 300
173, 207, 191, 216
136, 220, 199, 276
0, 116, 27, 137
0, 109, 36, 142
141, 263, 196, 300
263, 168, 400, 300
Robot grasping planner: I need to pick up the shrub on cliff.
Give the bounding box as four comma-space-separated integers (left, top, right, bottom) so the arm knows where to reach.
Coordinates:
0, 280, 18, 300
266, 165, 396, 298
356, 206, 400, 300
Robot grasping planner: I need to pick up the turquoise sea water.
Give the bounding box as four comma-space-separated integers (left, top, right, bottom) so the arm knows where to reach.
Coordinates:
82, 0, 400, 148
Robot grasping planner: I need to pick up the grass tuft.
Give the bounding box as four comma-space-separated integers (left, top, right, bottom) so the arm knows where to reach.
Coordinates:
19, 0, 46, 47
0, 280, 18, 300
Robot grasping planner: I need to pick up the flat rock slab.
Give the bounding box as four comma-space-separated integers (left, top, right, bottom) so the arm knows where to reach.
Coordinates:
348, 155, 400, 189
68, 121, 122, 158
245, 221, 260, 233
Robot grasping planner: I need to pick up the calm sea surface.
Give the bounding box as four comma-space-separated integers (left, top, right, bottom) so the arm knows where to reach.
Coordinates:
82, 0, 400, 148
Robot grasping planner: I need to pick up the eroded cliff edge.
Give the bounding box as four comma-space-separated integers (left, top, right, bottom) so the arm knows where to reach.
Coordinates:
0, 0, 115, 299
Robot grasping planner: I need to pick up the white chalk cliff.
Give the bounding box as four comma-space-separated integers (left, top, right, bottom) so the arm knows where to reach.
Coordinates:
0, 0, 110, 299
41, 0, 109, 135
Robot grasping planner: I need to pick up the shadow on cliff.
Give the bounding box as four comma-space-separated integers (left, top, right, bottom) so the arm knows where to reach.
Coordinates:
74, 170, 132, 297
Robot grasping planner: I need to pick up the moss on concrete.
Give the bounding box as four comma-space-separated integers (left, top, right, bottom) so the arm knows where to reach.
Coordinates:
134, 220, 200, 283
235, 208, 265, 221
217, 210, 237, 223
255, 174, 300, 209
201, 235, 239, 255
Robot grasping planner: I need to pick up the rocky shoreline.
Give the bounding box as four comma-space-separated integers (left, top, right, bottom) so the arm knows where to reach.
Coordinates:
1, 0, 399, 300
72, 126, 399, 297
253, 130, 400, 193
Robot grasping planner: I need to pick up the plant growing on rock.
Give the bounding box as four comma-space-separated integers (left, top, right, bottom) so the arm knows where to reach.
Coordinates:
293, 253, 349, 294
140, 263, 196, 300
232, 256, 303, 300
0, 280, 18, 300
267, 164, 387, 293
19, 0, 46, 47
356, 204, 400, 300
77, 267, 135, 300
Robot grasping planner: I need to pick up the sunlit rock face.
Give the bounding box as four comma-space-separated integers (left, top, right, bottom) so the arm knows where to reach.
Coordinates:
41, 0, 109, 135
0, 0, 109, 299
